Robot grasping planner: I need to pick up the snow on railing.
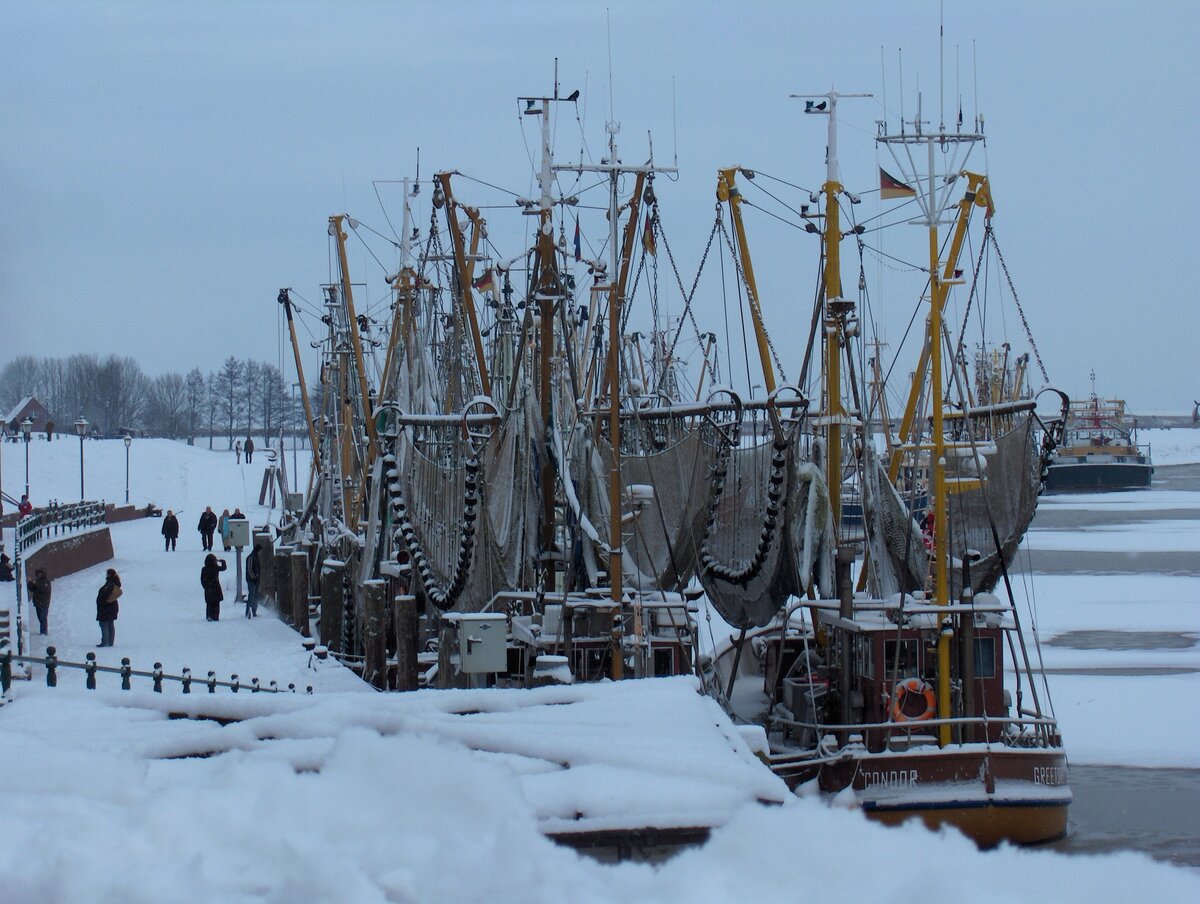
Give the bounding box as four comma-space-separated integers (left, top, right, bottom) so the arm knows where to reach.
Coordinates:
15, 500, 107, 555
0, 639, 312, 701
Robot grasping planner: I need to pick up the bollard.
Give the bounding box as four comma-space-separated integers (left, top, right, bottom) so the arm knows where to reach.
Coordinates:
207, 670, 217, 693
288, 682, 295, 693
268, 680, 278, 693
251, 677, 260, 693
231, 674, 240, 693
85, 652, 97, 690
45, 646, 58, 687
254, 531, 276, 602
182, 667, 192, 694
120, 658, 132, 691
153, 662, 163, 693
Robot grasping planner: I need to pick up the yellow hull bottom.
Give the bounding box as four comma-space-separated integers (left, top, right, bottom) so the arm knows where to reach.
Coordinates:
866, 801, 1069, 848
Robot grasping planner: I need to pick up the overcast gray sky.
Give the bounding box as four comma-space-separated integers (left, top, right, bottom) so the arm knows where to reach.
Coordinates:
2, 0, 1196, 413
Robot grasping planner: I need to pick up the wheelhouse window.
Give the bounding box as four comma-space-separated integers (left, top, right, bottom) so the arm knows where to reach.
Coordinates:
974, 637, 997, 678
883, 638, 919, 679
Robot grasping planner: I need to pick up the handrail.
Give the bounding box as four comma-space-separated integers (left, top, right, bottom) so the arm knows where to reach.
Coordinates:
15, 500, 108, 554
0, 640, 312, 698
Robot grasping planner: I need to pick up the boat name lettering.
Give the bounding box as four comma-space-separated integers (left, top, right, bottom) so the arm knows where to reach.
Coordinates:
1032, 766, 1068, 786
862, 770, 918, 789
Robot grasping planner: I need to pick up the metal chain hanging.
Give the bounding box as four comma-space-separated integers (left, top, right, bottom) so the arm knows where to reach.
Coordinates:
989, 228, 1049, 383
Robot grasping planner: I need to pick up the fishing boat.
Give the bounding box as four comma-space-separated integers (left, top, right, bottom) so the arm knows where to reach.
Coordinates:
706, 88, 1071, 847
270, 82, 834, 694
1043, 373, 1153, 492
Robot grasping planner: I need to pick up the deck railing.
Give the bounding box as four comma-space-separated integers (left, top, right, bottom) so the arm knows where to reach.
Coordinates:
0, 639, 312, 700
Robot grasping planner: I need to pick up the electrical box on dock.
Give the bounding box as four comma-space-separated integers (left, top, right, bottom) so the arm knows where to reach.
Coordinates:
458, 613, 508, 673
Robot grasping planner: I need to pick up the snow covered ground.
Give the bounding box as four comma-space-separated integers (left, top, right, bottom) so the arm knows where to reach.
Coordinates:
2, 438, 1199, 901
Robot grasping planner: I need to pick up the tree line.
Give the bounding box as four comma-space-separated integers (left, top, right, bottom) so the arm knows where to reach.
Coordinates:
0, 354, 303, 448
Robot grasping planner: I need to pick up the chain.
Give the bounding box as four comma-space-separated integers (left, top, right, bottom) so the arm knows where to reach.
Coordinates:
954, 227, 990, 360
719, 221, 788, 383
656, 209, 722, 393
990, 228, 1049, 383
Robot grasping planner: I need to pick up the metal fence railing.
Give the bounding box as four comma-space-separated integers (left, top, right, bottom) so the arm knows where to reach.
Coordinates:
0, 639, 313, 701
15, 500, 108, 555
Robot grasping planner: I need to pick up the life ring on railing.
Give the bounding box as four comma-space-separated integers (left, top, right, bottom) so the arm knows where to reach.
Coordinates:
891, 677, 936, 722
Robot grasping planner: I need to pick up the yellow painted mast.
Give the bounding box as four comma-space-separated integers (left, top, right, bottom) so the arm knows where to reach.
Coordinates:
435, 172, 492, 402
796, 90, 871, 531
716, 168, 777, 395
888, 172, 993, 482
278, 288, 320, 459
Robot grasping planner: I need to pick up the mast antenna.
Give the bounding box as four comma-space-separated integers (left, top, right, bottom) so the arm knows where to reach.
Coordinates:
898, 48, 905, 135
939, 0, 945, 132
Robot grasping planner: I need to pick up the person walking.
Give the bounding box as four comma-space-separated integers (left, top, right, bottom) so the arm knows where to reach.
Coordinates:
96, 568, 121, 647
245, 544, 261, 617
244, 436, 254, 463
198, 506, 217, 551
161, 509, 180, 551
219, 508, 232, 551
0, 552, 14, 582
26, 567, 52, 635
201, 553, 227, 621
234, 439, 242, 464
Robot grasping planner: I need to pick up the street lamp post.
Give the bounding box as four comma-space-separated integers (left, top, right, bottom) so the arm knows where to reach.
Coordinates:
0, 416, 6, 516
74, 417, 88, 501
123, 434, 132, 504
21, 416, 33, 501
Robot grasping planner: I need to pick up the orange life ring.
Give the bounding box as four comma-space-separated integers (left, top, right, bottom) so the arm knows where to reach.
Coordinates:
891, 677, 936, 722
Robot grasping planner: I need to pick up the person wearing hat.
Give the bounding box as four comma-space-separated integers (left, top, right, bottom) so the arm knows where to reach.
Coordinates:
200, 553, 228, 621
161, 509, 180, 551
96, 568, 122, 647
26, 567, 52, 635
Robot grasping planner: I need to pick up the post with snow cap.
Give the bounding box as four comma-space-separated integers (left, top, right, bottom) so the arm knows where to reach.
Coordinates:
254, 531, 275, 601
362, 579, 387, 689
394, 591, 418, 692
289, 548, 309, 637
319, 558, 345, 652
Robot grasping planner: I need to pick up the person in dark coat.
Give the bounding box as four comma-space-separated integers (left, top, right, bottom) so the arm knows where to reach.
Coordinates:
161, 509, 180, 551
96, 568, 121, 647
27, 567, 52, 635
201, 553, 227, 621
0, 553, 14, 582
244, 436, 254, 463
245, 545, 261, 617
198, 506, 217, 551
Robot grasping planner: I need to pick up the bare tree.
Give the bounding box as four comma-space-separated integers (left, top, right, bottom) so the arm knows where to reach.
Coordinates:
0, 355, 43, 411
185, 367, 205, 443
241, 358, 261, 440
147, 372, 188, 437
216, 356, 241, 448
205, 371, 219, 450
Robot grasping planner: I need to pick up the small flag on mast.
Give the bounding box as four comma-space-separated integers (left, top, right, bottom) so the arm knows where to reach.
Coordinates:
573, 217, 581, 261
471, 269, 496, 294
880, 167, 917, 199
642, 215, 656, 256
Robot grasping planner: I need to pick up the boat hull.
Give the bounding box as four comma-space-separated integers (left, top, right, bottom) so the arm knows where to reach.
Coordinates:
1044, 457, 1153, 492
770, 745, 1070, 847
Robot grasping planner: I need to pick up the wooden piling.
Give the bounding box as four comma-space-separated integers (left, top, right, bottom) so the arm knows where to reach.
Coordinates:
273, 546, 293, 624
320, 559, 345, 653
363, 580, 387, 689
289, 549, 309, 637
394, 593, 418, 691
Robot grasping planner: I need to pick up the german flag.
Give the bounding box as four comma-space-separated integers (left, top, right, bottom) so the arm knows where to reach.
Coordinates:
642, 215, 656, 256
880, 167, 917, 200
471, 269, 496, 294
